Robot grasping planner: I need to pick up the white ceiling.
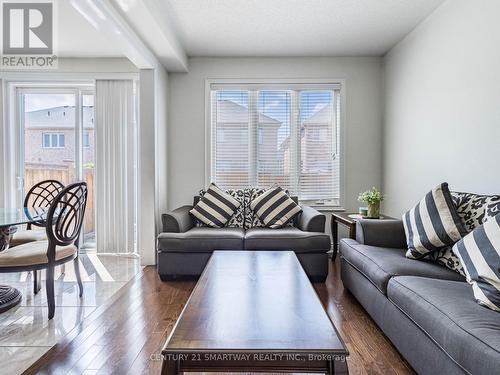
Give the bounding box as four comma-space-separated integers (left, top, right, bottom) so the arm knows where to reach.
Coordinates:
55, 0, 446, 67
57, 1, 123, 57
164, 0, 446, 57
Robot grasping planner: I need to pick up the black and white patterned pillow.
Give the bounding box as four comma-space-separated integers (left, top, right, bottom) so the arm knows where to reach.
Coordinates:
452, 191, 500, 232
244, 188, 267, 228
432, 192, 500, 275
430, 247, 465, 276
223, 189, 245, 227
190, 184, 241, 228
197, 188, 245, 228
250, 187, 302, 229
403, 183, 467, 259
452, 214, 500, 312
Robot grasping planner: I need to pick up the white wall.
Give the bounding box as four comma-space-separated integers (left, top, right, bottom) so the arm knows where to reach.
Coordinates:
155, 67, 169, 235
383, 0, 500, 216
0, 79, 4, 206
0, 57, 137, 75
137, 67, 169, 266
138, 69, 156, 265
47, 58, 137, 73
168, 57, 384, 218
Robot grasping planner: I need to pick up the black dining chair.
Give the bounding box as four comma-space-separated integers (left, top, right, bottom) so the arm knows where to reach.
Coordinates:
10, 180, 64, 248
10, 180, 65, 294
0, 182, 88, 319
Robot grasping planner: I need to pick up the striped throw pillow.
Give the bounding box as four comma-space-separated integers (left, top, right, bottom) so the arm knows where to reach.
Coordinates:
403, 183, 467, 259
250, 187, 302, 229
452, 214, 500, 311
190, 183, 241, 228
431, 192, 500, 276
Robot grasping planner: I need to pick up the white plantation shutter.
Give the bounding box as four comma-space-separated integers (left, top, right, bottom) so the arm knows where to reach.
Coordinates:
257, 90, 293, 193
209, 83, 341, 206
298, 90, 340, 203
211, 90, 251, 188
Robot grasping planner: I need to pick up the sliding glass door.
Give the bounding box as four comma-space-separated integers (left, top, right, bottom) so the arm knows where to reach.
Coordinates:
18, 87, 96, 249
81, 93, 96, 249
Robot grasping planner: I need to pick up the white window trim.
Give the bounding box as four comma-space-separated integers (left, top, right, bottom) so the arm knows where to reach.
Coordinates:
83, 131, 91, 148
42, 132, 65, 148
2, 82, 95, 207
204, 78, 346, 210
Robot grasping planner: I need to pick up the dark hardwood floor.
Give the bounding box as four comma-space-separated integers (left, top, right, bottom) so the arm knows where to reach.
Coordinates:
24, 259, 414, 375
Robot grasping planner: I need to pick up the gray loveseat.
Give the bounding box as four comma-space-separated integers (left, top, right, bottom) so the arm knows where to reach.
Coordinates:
157, 193, 330, 281
340, 219, 500, 375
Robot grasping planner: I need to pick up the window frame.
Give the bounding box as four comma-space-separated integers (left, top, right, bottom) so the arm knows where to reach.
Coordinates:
42, 132, 65, 148
204, 78, 346, 210
83, 131, 90, 148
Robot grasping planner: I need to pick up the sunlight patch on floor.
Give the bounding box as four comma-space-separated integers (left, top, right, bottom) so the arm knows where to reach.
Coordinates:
87, 253, 114, 282
0, 254, 142, 375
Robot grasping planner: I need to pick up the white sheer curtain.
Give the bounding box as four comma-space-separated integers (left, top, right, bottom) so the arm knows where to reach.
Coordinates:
95, 80, 135, 254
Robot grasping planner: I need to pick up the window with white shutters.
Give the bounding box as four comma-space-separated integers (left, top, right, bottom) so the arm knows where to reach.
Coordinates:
209, 82, 342, 207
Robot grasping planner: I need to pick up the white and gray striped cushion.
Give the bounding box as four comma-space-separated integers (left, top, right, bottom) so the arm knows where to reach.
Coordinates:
403, 183, 467, 259
432, 192, 500, 276
452, 214, 500, 311
250, 187, 302, 229
197, 188, 245, 228
190, 183, 241, 228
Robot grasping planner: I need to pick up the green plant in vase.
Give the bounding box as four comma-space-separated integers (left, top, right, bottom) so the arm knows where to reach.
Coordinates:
358, 187, 384, 218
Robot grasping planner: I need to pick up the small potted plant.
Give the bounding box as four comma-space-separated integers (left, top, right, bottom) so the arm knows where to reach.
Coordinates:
358, 187, 384, 218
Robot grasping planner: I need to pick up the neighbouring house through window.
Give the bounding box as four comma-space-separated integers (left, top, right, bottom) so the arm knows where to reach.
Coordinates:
208, 81, 342, 207
83, 132, 90, 147
42, 133, 65, 148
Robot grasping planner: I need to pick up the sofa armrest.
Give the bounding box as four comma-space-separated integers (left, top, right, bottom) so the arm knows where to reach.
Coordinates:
297, 206, 326, 232
355, 219, 407, 248
161, 205, 195, 233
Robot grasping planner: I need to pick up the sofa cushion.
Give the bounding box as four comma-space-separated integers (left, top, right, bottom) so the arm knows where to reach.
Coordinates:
244, 227, 329, 253
431, 191, 500, 277
340, 239, 464, 294
190, 184, 242, 228
388, 276, 500, 375
452, 191, 500, 233
244, 188, 297, 229
403, 182, 466, 259
196, 188, 245, 228
244, 188, 267, 228
452, 214, 500, 311
223, 189, 245, 227
157, 227, 244, 252
430, 191, 500, 276
249, 187, 302, 228
429, 246, 465, 276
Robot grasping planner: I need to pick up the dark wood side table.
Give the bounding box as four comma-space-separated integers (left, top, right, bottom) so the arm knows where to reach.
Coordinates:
330, 213, 395, 262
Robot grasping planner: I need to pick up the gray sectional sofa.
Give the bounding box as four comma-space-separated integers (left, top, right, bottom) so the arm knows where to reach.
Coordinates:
340, 219, 500, 375
157, 195, 330, 281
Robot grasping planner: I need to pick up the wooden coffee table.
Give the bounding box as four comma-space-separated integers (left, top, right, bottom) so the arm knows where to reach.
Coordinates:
161, 251, 349, 375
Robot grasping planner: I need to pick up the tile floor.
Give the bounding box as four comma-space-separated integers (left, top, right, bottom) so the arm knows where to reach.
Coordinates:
0, 253, 142, 375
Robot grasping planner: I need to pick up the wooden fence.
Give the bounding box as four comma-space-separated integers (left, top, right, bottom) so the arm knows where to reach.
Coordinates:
25, 164, 95, 235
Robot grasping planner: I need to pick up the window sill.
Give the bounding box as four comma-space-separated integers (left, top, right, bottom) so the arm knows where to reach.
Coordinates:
306, 205, 345, 212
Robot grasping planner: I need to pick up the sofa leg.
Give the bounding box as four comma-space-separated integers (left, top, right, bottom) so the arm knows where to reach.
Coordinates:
159, 274, 176, 282
309, 275, 328, 283
159, 274, 199, 282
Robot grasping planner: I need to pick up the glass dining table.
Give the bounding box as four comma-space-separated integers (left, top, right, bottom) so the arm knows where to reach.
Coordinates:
0, 207, 50, 313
